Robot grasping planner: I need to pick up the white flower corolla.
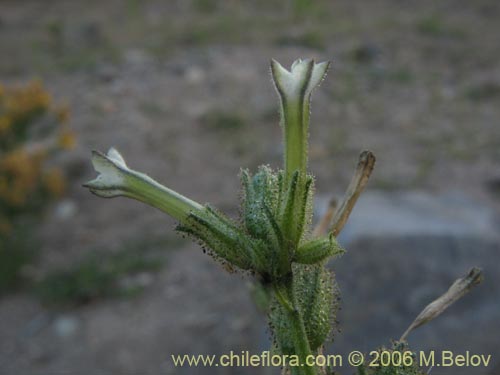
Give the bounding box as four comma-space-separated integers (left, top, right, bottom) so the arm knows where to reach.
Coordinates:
84, 148, 203, 221
84, 148, 129, 198
270, 58, 330, 104
270, 59, 330, 181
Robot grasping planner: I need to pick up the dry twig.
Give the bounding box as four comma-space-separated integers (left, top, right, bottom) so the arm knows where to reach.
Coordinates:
313, 198, 337, 237
400, 267, 483, 342
330, 151, 375, 236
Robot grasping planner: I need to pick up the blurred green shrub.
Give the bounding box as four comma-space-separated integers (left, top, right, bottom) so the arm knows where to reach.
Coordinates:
0, 80, 75, 293
200, 110, 246, 132
465, 82, 500, 101
274, 31, 326, 50
35, 238, 168, 306
416, 15, 466, 39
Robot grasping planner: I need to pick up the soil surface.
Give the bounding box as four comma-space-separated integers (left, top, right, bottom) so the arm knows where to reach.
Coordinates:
1, 1, 499, 374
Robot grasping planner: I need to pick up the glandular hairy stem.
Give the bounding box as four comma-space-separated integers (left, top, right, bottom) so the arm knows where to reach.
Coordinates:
274, 281, 319, 375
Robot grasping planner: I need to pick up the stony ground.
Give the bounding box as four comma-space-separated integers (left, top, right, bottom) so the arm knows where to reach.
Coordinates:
0, 1, 499, 374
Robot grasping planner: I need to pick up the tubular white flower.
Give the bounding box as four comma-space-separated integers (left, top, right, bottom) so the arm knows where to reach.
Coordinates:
83, 148, 204, 222
270, 58, 330, 181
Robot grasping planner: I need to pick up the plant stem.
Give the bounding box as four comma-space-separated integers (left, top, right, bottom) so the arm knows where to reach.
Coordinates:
274, 281, 318, 375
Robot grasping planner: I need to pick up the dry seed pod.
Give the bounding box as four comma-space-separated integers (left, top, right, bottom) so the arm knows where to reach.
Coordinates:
400, 267, 483, 341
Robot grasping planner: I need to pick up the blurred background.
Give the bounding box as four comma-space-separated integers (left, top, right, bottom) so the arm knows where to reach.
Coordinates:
0, 1, 499, 374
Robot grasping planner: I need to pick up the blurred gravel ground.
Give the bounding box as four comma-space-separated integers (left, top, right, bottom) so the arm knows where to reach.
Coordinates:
0, 1, 499, 374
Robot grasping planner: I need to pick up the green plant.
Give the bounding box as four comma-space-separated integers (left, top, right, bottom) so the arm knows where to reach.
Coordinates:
85, 59, 481, 374
416, 15, 466, 39
275, 31, 326, 50
35, 236, 169, 305
201, 109, 246, 132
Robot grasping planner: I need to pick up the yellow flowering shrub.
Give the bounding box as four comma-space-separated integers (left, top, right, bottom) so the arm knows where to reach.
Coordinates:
0, 80, 75, 291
